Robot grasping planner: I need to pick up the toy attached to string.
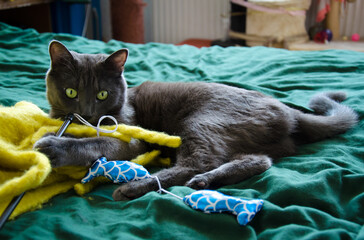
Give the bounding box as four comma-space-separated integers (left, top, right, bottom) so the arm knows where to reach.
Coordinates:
82, 157, 264, 226
76, 114, 263, 226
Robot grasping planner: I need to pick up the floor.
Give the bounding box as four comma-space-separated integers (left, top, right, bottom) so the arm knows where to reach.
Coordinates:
287, 41, 364, 52
177, 38, 364, 53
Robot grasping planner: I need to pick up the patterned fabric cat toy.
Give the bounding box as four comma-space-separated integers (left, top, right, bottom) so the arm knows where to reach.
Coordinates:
82, 157, 264, 226
81, 157, 151, 184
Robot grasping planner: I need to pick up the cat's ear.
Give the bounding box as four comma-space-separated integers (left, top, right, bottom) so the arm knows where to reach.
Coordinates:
104, 49, 128, 72
49, 40, 73, 66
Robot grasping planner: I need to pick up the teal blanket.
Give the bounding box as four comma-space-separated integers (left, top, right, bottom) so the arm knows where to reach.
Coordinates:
0, 23, 363, 239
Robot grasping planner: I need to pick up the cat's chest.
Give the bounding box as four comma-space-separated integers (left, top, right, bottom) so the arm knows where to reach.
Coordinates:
128, 82, 202, 132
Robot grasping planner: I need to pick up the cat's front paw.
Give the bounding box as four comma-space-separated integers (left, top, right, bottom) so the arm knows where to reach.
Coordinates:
33, 135, 72, 167
186, 174, 210, 189
112, 179, 157, 201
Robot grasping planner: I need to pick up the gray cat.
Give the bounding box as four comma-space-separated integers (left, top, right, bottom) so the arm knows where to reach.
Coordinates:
34, 41, 358, 201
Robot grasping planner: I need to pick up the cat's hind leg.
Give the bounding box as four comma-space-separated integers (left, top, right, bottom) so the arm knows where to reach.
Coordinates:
112, 136, 224, 201
186, 154, 272, 189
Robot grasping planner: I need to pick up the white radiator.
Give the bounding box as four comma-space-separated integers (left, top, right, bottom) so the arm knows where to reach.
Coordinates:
340, 0, 364, 37
147, 0, 230, 44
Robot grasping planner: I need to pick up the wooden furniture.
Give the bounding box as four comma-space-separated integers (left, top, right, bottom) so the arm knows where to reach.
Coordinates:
0, 0, 54, 32
326, 0, 341, 40
0, 0, 53, 10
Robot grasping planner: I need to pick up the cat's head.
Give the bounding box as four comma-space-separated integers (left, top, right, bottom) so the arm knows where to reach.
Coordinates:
46, 40, 129, 125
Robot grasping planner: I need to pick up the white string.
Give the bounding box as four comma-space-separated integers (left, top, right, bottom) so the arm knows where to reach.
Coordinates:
73, 114, 183, 200
73, 113, 119, 137
153, 176, 183, 200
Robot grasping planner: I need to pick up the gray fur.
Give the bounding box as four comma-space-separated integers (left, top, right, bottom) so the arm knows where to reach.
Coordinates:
34, 41, 358, 201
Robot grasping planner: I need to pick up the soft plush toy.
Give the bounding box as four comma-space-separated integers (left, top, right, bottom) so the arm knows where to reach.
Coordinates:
82, 157, 264, 226
183, 190, 263, 226
81, 157, 151, 184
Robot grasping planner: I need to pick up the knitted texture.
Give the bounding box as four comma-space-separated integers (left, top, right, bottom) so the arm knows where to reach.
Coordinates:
0, 101, 179, 219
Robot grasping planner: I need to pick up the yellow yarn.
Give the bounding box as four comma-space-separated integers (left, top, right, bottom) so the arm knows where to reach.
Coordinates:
0, 101, 181, 220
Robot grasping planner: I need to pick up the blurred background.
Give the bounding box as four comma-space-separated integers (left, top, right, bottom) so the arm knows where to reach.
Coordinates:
0, 0, 363, 49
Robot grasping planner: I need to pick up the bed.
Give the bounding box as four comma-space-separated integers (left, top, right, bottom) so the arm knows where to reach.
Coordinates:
0, 22, 363, 239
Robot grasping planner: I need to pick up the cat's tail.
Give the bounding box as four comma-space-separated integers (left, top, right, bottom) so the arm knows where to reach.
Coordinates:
294, 92, 358, 143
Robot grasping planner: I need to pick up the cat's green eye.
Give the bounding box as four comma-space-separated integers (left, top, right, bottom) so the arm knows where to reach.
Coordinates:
97, 90, 108, 100
65, 88, 77, 99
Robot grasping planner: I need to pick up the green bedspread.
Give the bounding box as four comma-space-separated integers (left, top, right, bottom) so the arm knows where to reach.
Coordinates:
0, 23, 363, 239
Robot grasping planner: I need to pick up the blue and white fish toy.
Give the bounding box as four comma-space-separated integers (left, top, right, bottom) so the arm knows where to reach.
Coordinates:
183, 190, 263, 226
82, 157, 264, 226
81, 157, 151, 183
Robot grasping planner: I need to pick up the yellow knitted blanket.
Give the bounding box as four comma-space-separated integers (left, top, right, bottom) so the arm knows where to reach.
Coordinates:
0, 101, 181, 220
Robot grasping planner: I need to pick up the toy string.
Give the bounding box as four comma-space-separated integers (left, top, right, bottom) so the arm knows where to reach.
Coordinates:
74, 113, 118, 137
75, 114, 182, 200
153, 176, 183, 200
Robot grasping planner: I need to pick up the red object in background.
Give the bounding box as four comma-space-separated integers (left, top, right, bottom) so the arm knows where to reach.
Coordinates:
314, 29, 333, 43
110, 0, 146, 43
176, 39, 212, 48
316, 0, 331, 22
316, 0, 346, 23
351, 33, 360, 41
314, 32, 326, 43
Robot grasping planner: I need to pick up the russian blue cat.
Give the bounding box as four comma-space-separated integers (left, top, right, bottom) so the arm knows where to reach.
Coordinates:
35, 41, 358, 201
